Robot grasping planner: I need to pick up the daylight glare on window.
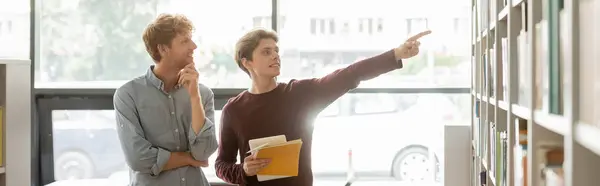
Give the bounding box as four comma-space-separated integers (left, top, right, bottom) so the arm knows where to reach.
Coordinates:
1, 0, 472, 185
31, 0, 470, 90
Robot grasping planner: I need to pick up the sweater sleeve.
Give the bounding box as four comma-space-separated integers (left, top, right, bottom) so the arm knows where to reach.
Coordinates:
299, 49, 402, 110
214, 104, 247, 184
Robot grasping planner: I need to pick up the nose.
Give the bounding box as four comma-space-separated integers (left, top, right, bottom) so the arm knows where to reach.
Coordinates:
191, 40, 198, 50
272, 52, 279, 60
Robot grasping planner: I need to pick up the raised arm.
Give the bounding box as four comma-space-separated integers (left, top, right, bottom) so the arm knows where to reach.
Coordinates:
300, 49, 400, 110
301, 30, 432, 110
113, 86, 193, 176
215, 105, 247, 184
188, 84, 218, 161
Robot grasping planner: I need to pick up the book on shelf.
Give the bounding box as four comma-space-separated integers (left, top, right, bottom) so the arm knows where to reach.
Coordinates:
489, 0, 497, 26
558, 9, 567, 117
543, 167, 564, 186
490, 122, 496, 177
535, 0, 565, 115
514, 119, 528, 186
478, 0, 489, 32
481, 119, 488, 160
483, 51, 488, 97
541, 148, 564, 186
534, 21, 548, 111
501, 37, 508, 100
473, 56, 478, 90
473, 101, 481, 156
480, 170, 487, 186
500, 132, 507, 186
517, 30, 531, 108
494, 131, 508, 186
489, 47, 495, 96
248, 135, 303, 181
546, 0, 564, 115
474, 101, 483, 158
488, 121, 508, 186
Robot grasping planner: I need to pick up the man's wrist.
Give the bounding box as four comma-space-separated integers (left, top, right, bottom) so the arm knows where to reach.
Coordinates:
182, 152, 195, 164
190, 93, 201, 100
393, 47, 402, 61
189, 84, 202, 100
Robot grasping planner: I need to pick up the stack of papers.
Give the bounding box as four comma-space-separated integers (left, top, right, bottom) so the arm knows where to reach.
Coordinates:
248, 135, 303, 181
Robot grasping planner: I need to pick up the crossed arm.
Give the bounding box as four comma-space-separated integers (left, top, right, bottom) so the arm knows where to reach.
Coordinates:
113, 85, 217, 177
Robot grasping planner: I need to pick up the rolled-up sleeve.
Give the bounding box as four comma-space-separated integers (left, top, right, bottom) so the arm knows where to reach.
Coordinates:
188, 85, 219, 161
114, 86, 171, 177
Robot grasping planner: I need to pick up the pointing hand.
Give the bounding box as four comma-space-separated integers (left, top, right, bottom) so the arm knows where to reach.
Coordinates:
394, 30, 432, 60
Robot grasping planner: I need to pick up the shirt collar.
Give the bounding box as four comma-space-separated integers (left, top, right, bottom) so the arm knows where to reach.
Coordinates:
145, 65, 181, 91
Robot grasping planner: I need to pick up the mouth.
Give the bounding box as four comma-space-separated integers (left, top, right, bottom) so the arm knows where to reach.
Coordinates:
188, 53, 193, 58
269, 63, 280, 68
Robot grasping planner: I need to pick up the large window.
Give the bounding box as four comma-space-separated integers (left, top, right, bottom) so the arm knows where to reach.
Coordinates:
34, 0, 472, 186
43, 93, 469, 186
278, 0, 471, 89
35, 0, 471, 90
36, 0, 271, 89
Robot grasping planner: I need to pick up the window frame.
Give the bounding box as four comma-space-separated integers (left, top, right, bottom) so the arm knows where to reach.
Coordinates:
30, 0, 470, 185
33, 88, 468, 185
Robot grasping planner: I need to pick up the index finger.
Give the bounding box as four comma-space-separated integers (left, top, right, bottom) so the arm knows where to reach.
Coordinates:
407, 30, 432, 41
244, 154, 256, 160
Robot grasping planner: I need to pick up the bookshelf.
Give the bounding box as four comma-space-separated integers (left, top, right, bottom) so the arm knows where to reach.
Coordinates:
0, 59, 32, 186
470, 0, 600, 186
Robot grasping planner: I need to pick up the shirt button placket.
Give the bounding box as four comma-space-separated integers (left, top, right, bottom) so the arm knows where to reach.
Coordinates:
168, 93, 182, 149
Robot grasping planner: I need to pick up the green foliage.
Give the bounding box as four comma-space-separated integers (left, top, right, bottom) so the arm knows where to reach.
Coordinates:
41, 0, 158, 81
210, 48, 237, 71
434, 55, 463, 67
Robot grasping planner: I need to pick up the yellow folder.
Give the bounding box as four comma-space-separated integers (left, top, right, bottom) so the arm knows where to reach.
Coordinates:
248, 135, 303, 181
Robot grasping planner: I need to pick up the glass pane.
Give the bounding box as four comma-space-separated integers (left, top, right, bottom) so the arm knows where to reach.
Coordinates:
311, 93, 469, 186
36, 0, 270, 89
47, 93, 468, 186
48, 109, 226, 186
278, 0, 472, 88
0, 0, 30, 59
51, 110, 124, 184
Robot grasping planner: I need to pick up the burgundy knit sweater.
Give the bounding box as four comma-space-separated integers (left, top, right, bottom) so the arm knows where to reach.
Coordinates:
215, 49, 402, 186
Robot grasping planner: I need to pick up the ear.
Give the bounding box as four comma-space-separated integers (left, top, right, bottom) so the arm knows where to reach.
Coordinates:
158, 44, 169, 56
241, 57, 252, 70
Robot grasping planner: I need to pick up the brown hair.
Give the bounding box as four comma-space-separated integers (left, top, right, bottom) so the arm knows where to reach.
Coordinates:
234, 28, 279, 74
142, 13, 194, 62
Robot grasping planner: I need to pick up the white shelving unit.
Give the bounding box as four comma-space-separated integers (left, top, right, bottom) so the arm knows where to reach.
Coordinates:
0, 59, 32, 186
470, 0, 600, 186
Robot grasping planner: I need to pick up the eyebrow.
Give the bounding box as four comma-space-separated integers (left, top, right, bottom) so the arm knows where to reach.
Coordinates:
262, 47, 279, 51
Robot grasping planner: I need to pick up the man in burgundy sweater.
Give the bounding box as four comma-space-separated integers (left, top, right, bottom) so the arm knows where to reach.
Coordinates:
215, 28, 431, 186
